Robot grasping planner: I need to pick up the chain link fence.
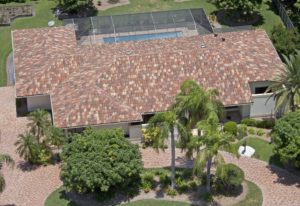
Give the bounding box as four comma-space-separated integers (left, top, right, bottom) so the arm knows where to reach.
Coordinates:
273, 0, 295, 29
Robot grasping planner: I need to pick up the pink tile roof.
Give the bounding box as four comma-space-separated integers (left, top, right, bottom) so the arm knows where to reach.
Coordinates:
13, 26, 283, 128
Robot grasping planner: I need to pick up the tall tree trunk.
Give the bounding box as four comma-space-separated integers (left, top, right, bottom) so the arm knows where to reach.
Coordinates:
206, 156, 212, 193
170, 127, 176, 189
290, 94, 295, 112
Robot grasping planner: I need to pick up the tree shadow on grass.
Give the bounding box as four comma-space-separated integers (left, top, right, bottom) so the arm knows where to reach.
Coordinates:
213, 9, 264, 28
58, 189, 78, 206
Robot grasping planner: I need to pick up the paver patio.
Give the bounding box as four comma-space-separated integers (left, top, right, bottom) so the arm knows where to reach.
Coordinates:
221, 151, 300, 206
0, 87, 62, 206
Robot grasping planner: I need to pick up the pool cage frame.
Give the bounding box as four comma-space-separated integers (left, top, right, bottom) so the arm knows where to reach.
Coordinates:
63, 8, 214, 44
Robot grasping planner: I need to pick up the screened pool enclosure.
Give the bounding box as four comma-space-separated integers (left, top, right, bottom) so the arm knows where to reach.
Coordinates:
63, 8, 214, 44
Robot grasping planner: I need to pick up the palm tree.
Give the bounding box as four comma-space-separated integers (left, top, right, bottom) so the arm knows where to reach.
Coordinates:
147, 111, 188, 189
173, 80, 224, 135
27, 109, 52, 143
0, 153, 14, 193
267, 50, 300, 113
14, 132, 39, 163
172, 80, 224, 156
46, 126, 65, 149
193, 112, 233, 193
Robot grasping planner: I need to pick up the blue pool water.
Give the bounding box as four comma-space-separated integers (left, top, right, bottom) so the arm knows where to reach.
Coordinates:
103, 31, 183, 43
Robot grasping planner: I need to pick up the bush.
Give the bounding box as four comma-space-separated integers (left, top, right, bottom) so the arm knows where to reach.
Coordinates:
215, 164, 244, 193
176, 177, 189, 193
224, 121, 237, 136
141, 171, 155, 190
256, 119, 275, 129
60, 128, 143, 195
272, 111, 300, 168
166, 187, 177, 197
141, 127, 160, 147
241, 118, 257, 127
237, 124, 248, 140
256, 129, 265, 136
248, 128, 256, 135
159, 172, 171, 187
271, 24, 300, 56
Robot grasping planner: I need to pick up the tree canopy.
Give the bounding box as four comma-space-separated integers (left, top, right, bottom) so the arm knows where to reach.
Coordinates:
211, 0, 262, 15
60, 128, 143, 195
271, 24, 300, 57
272, 111, 300, 168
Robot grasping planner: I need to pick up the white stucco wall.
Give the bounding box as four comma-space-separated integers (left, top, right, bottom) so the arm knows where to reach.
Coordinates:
27, 95, 51, 112
129, 125, 143, 140
250, 93, 275, 117
240, 104, 251, 118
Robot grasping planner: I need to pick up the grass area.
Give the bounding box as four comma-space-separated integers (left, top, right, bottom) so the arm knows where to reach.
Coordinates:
254, 0, 283, 34
229, 137, 283, 167
44, 186, 78, 206
45, 180, 262, 206
0, 0, 282, 86
99, 0, 216, 16
121, 199, 192, 206
232, 180, 263, 206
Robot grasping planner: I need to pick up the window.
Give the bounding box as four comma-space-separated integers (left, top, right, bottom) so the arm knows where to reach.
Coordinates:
254, 86, 268, 94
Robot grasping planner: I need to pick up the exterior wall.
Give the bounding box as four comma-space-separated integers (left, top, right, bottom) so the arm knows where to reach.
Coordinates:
250, 93, 275, 117
240, 104, 251, 118
93, 123, 130, 135
129, 125, 143, 142
27, 95, 51, 112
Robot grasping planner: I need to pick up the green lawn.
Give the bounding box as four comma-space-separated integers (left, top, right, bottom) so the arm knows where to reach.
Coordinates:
121, 199, 192, 206
230, 137, 283, 167
44, 180, 262, 206
44, 186, 78, 206
0, 0, 282, 86
232, 180, 263, 206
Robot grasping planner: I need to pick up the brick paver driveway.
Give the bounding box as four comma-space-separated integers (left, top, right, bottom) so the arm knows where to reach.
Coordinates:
0, 87, 62, 206
221, 151, 300, 206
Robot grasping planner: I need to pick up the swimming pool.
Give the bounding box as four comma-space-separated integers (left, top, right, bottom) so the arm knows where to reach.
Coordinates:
103, 31, 183, 43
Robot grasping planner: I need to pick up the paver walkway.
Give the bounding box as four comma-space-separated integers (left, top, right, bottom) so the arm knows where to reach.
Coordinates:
0, 87, 62, 206
221, 151, 300, 206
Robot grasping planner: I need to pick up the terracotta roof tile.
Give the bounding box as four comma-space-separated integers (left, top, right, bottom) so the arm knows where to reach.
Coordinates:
13, 26, 284, 128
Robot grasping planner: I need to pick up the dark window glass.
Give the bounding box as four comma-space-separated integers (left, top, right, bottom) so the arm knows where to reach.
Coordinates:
255, 86, 268, 94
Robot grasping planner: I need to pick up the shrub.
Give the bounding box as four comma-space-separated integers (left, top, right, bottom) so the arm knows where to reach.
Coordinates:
241, 118, 257, 127
166, 187, 177, 197
176, 177, 189, 193
224, 121, 237, 136
60, 128, 143, 195
140, 181, 152, 193
237, 124, 248, 140
215, 164, 244, 193
159, 172, 171, 187
256, 119, 275, 129
248, 128, 256, 135
141, 171, 155, 190
271, 24, 300, 56
256, 129, 265, 136
141, 127, 160, 147
272, 111, 300, 168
